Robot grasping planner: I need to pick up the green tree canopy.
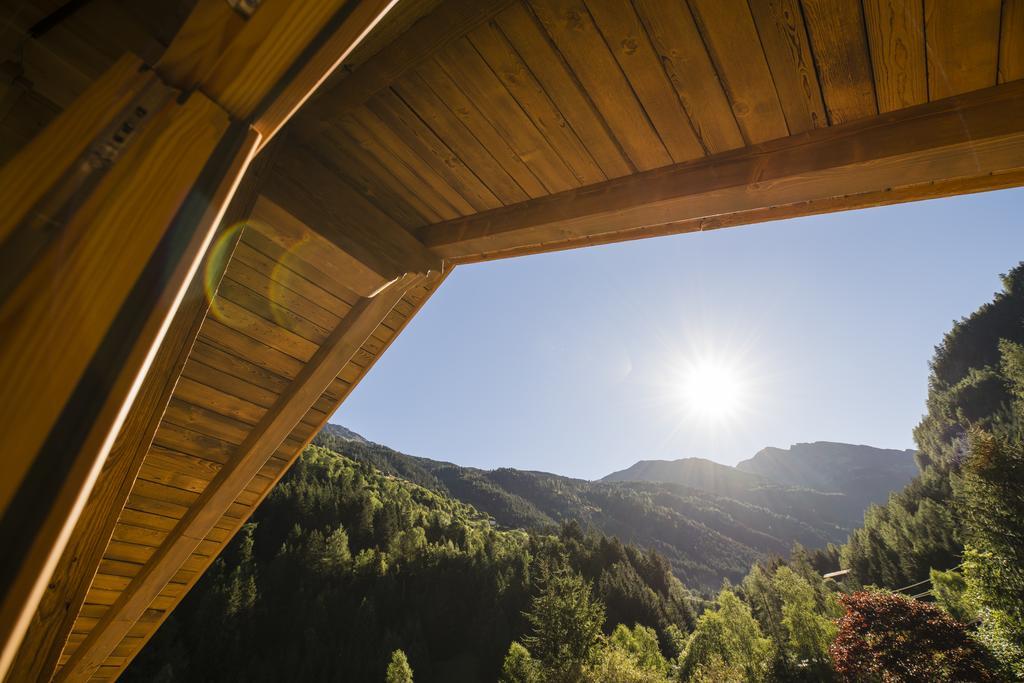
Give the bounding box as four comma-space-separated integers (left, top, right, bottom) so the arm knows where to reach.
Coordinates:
678, 589, 774, 683
522, 567, 605, 683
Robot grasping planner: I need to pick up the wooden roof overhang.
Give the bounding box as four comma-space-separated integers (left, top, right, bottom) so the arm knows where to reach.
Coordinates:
0, 0, 1021, 680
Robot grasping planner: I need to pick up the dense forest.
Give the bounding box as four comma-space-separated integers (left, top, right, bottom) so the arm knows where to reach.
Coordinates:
125, 264, 1024, 681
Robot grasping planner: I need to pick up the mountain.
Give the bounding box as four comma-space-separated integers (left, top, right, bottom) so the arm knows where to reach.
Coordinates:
736, 442, 918, 512
313, 426, 895, 590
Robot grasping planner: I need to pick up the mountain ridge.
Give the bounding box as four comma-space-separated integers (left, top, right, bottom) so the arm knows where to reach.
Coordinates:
314, 425, 916, 590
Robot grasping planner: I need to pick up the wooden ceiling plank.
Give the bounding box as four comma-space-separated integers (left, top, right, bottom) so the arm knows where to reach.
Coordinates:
314, 125, 442, 228
925, 0, 1001, 99
218, 278, 332, 346
528, 0, 671, 170
334, 112, 466, 219
162, 398, 251, 447
631, 0, 743, 155
221, 260, 343, 334
862, 0, 927, 112
687, 0, 790, 143
367, 87, 503, 211
801, 0, 878, 123
495, 1, 632, 178
55, 275, 426, 682
431, 38, 580, 194
346, 106, 477, 215
198, 318, 305, 381
307, 0, 513, 121
747, 0, 828, 133
412, 58, 548, 198
232, 240, 353, 315
247, 191, 405, 299
259, 152, 445, 280
238, 228, 360, 309
1001, 0, 1024, 82
188, 340, 292, 396
467, 20, 606, 184
172, 377, 266, 427
392, 71, 533, 204
585, 0, 704, 162
214, 296, 319, 363
416, 80, 1024, 262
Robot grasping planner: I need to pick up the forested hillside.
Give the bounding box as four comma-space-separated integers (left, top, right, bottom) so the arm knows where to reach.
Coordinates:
124, 447, 696, 682
313, 428, 853, 588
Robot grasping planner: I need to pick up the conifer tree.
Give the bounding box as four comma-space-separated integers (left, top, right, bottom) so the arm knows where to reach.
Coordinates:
385, 649, 413, 683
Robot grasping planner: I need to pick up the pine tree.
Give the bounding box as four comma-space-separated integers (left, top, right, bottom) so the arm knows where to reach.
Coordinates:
522, 568, 605, 683
385, 649, 413, 683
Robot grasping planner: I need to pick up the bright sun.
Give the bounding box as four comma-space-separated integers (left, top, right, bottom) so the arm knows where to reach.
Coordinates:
676, 359, 746, 423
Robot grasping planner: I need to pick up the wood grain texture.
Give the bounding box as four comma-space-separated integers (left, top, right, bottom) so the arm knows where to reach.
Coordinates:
862, 0, 927, 111
416, 80, 1024, 261
586, 0, 703, 161
431, 37, 580, 194
203, 0, 347, 119
924, 0, 1001, 99
392, 71, 532, 205
0, 54, 148, 245
260, 148, 443, 282
529, 0, 671, 170
801, 0, 878, 123
308, 0, 513, 120
1001, 0, 1024, 82
467, 20, 606, 184
411, 58, 549, 198
748, 0, 827, 133
157, 0, 246, 91
495, 1, 633, 177
630, 0, 741, 154
688, 0, 790, 143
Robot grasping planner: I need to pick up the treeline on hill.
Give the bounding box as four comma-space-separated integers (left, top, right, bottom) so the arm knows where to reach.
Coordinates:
123, 446, 698, 682
313, 428, 854, 590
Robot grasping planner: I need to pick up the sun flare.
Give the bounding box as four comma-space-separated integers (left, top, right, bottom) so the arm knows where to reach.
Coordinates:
676, 358, 747, 423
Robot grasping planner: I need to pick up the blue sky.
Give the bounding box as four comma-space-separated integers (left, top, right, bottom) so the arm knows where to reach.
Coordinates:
332, 188, 1024, 480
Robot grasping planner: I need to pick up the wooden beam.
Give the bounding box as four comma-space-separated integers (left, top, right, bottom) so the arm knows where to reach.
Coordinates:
0, 58, 255, 681
157, 0, 399, 148
303, 0, 513, 122
4, 156, 272, 683
415, 80, 1024, 262
54, 275, 424, 682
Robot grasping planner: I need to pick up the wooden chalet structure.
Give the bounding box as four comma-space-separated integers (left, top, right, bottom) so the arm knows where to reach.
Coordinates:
0, 0, 1021, 679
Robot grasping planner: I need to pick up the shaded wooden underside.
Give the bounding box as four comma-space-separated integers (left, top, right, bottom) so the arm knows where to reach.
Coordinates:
1, 0, 1022, 681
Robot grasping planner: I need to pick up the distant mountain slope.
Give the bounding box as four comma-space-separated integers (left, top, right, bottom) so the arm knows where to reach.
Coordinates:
314, 426, 863, 590
736, 441, 918, 513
